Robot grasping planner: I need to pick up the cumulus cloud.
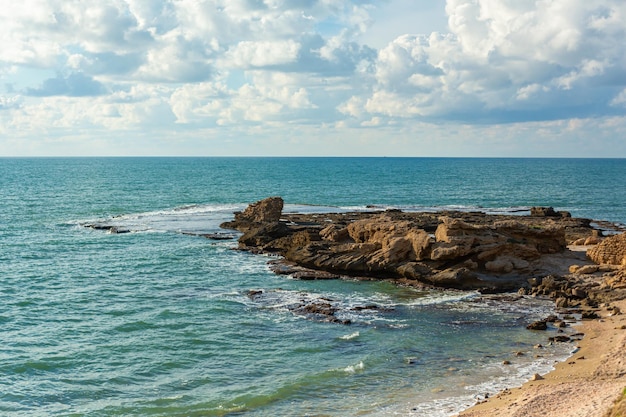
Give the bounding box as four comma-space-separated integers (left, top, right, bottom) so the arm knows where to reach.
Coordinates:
25, 72, 106, 97
226, 40, 302, 68
342, 0, 626, 124
0, 0, 625, 156
0, 95, 21, 110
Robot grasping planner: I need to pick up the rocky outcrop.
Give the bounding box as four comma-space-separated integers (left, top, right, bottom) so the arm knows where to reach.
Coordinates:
588, 233, 626, 266
221, 197, 614, 291
221, 196, 284, 231
530, 206, 571, 218
430, 217, 565, 271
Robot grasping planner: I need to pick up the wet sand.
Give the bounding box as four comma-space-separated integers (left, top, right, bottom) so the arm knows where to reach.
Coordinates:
455, 299, 626, 417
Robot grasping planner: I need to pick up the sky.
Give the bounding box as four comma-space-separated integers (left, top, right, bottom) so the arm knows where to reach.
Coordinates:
1, 0, 625, 157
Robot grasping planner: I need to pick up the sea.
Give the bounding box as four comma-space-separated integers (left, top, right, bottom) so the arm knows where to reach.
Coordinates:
1, 157, 625, 417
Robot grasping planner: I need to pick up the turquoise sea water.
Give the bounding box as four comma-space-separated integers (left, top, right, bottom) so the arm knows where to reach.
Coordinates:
1, 157, 625, 416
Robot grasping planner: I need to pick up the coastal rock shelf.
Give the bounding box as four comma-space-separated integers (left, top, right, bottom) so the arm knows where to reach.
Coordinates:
221, 197, 626, 300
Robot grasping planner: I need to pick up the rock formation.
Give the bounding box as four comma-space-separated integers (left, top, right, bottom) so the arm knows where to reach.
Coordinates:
588, 233, 626, 266
221, 197, 614, 291
226, 196, 284, 227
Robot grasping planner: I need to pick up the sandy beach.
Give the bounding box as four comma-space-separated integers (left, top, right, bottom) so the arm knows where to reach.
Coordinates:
456, 299, 626, 417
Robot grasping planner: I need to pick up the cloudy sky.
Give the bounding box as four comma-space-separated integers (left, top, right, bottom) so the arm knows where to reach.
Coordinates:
1, 0, 625, 156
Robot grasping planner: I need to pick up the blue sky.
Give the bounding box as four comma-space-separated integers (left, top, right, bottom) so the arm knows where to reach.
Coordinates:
1, 0, 625, 157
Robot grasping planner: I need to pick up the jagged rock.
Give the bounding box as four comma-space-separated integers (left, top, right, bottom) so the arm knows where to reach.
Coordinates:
221, 196, 284, 231
432, 217, 565, 266
587, 233, 626, 266
346, 217, 433, 264
222, 198, 620, 291
238, 196, 283, 223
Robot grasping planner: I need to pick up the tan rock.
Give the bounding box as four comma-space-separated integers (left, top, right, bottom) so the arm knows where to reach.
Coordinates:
319, 224, 350, 242
569, 265, 581, 273
588, 233, 626, 266
238, 196, 283, 223
576, 265, 600, 275
485, 257, 514, 273
584, 236, 602, 245
347, 217, 409, 243
346, 217, 433, 267
431, 243, 472, 261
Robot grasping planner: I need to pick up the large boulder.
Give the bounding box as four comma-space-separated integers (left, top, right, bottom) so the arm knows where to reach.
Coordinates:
236, 196, 283, 223
587, 233, 626, 266
221, 196, 284, 231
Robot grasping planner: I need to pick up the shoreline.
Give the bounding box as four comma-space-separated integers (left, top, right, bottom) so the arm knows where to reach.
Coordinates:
217, 197, 626, 416
454, 298, 626, 417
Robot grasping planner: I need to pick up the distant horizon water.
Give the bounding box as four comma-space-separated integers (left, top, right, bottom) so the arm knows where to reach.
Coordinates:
1, 157, 625, 416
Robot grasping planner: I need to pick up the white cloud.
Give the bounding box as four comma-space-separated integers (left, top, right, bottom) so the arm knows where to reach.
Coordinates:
226, 40, 301, 68
339, 0, 626, 124
0, 95, 22, 110
612, 89, 626, 107
0, 0, 625, 156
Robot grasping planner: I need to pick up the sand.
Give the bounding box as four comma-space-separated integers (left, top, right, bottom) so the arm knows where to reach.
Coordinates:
455, 299, 626, 417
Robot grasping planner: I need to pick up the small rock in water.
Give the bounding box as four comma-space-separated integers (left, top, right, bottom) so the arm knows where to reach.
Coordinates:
531, 373, 544, 381
526, 320, 548, 330
549, 335, 571, 343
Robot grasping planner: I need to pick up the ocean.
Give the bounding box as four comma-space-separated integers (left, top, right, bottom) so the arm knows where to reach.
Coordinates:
1, 157, 625, 416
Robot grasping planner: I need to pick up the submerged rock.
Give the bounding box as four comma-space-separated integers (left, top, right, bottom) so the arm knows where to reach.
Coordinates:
245, 288, 391, 325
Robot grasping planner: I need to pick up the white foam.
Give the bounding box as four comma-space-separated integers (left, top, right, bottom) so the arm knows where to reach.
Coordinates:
81, 203, 243, 234
284, 203, 534, 217
384, 342, 575, 417
339, 331, 360, 341
400, 291, 480, 308
343, 361, 365, 373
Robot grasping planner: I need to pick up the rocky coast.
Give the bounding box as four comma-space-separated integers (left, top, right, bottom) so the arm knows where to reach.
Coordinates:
221, 197, 626, 416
